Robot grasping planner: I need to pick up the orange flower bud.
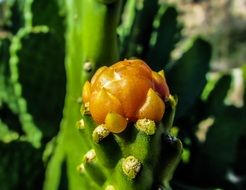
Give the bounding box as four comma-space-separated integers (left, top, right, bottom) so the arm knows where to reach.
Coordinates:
151, 71, 170, 101
105, 112, 127, 133
137, 88, 165, 121
82, 81, 91, 103
82, 59, 170, 133
89, 88, 123, 124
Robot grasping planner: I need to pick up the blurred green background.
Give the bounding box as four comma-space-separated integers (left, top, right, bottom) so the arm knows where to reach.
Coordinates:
0, 0, 245, 189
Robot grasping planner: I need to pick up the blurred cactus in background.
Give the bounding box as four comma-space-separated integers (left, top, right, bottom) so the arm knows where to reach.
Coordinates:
0, 0, 245, 190
0, 0, 65, 189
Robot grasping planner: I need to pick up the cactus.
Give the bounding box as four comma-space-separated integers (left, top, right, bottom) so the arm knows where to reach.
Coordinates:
3, 0, 246, 190
78, 59, 181, 189
0, 0, 209, 189
43, 0, 210, 189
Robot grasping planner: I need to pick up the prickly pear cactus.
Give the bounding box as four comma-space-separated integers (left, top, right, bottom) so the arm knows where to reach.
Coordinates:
44, 0, 211, 190
1, 0, 215, 189
78, 59, 182, 190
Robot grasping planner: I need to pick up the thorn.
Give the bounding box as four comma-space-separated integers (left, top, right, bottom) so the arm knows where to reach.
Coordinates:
84, 149, 96, 163
76, 119, 85, 130
135, 119, 156, 135
92, 124, 110, 143
77, 163, 85, 173
122, 156, 141, 179
83, 61, 93, 73
80, 102, 90, 115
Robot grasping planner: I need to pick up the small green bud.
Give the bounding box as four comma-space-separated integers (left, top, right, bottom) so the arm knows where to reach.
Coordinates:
135, 119, 156, 135
122, 156, 141, 179
92, 124, 110, 143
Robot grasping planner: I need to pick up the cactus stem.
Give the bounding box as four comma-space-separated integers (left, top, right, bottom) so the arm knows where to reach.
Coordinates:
73, 14, 78, 20
92, 124, 110, 143
84, 149, 96, 163
122, 156, 141, 179
76, 119, 85, 130
77, 163, 85, 173
105, 185, 115, 190
135, 119, 156, 135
